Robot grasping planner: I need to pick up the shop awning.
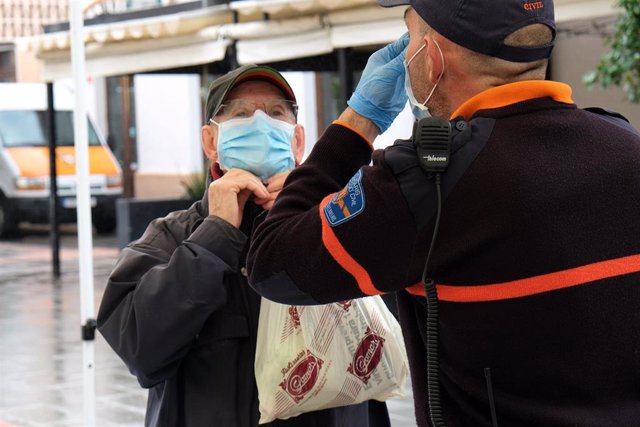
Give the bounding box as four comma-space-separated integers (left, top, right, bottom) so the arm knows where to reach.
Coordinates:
34, 31, 230, 81
233, 6, 405, 64
18, 0, 404, 80
16, 0, 618, 81
17, 3, 234, 80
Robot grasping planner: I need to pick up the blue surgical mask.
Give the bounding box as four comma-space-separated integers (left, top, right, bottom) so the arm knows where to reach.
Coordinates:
404, 39, 445, 120
212, 110, 295, 182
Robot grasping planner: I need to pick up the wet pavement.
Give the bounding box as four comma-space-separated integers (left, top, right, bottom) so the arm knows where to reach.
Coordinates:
0, 227, 416, 427
0, 228, 146, 427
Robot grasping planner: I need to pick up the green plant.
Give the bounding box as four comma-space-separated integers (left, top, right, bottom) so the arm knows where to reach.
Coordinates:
181, 172, 207, 200
584, 0, 640, 103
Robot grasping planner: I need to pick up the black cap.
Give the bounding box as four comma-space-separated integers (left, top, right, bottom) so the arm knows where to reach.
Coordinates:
204, 64, 297, 121
379, 0, 555, 62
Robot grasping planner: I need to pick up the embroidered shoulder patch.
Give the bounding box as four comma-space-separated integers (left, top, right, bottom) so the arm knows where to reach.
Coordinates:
323, 170, 365, 227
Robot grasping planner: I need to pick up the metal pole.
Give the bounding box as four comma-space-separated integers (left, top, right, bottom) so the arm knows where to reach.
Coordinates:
69, 2, 96, 425
227, 10, 239, 70
121, 75, 134, 198
337, 48, 354, 110
46, 82, 61, 278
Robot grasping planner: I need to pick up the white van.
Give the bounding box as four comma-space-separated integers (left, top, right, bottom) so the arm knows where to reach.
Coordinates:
0, 83, 123, 237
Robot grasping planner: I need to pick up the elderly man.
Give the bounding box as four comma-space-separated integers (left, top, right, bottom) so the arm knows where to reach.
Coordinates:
97, 65, 390, 427
247, 1, 640, 426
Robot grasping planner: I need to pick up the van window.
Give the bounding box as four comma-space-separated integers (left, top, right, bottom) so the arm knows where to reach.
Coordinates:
0, 110, 101, 147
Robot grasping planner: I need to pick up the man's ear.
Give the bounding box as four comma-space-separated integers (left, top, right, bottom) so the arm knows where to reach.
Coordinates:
425, 35, 445, 85
201, 123, 218, 163
292, 124, 306, 164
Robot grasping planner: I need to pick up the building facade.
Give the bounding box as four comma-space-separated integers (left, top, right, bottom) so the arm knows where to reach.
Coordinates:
0, 0, 69, 82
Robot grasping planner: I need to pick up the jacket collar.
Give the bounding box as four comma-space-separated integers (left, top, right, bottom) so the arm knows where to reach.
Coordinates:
197, 164, 266, 229
197, 165, 217, 218
451, 80, 574, 121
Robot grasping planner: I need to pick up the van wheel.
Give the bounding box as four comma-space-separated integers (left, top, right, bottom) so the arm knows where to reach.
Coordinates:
93, 214, 116, 235
0, 198, 18, 238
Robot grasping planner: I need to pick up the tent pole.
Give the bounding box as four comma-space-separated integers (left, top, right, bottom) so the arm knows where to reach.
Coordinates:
70, 1, 96, 425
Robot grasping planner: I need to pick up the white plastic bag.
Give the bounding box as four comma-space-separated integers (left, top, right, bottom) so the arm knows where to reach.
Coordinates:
255, 296, 409, 424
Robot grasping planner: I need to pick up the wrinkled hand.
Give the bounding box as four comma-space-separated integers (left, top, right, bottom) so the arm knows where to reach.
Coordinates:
208, 169, 269, 228
254, 171, 289, 211
347, 33, 409, 134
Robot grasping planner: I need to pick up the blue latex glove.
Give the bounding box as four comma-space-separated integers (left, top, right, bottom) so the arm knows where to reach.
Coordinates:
347, 33, 409, 133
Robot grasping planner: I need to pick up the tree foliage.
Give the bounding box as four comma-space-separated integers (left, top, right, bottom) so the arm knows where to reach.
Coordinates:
584, 0, 640, 103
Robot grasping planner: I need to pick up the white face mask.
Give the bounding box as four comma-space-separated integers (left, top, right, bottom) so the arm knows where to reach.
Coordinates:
404, 38, 445, 119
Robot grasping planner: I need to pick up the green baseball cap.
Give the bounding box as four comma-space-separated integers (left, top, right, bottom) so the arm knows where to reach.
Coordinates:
204, 64, 297, 122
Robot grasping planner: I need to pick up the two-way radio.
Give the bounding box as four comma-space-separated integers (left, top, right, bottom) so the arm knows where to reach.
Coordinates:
414, 116, 451, 173
412, 116, 452, 427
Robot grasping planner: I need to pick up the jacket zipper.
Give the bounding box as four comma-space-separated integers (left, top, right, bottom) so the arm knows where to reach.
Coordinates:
484, 367, 498, 427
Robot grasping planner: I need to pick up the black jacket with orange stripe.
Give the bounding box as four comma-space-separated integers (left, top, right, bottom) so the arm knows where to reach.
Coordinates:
247, 81, 640, 427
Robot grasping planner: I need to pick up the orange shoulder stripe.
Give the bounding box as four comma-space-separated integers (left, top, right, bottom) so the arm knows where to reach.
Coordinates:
406, 253, 640, 302
319, 194, 380, 296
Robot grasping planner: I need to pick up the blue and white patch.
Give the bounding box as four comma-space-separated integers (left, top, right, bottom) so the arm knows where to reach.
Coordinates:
323, 169, 365, 227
